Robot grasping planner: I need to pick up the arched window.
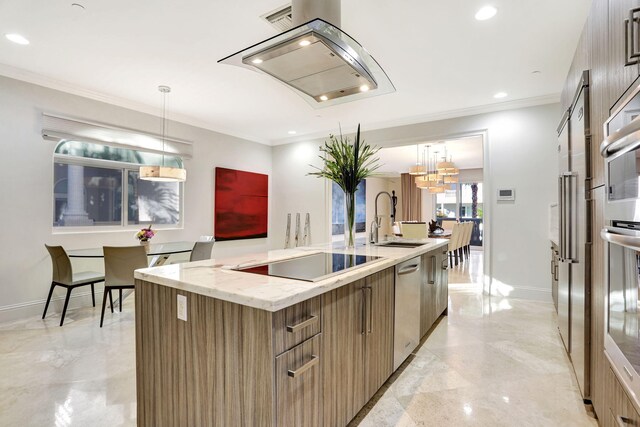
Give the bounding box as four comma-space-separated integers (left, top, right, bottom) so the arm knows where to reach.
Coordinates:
53, 140, 183, 228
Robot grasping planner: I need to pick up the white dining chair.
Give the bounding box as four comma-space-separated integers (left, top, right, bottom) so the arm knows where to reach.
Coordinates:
101, 245, 148, 327
400, 223, 428, 239
190, 239, 215, 262
448, 223, 463, 266
43, 244, 104, 326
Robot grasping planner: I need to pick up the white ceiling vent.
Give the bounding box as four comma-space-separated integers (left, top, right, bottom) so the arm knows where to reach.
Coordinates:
261, 4, 293, 32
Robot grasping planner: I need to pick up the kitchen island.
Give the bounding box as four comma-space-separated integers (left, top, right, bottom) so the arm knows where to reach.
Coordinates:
134, 239, 449, 427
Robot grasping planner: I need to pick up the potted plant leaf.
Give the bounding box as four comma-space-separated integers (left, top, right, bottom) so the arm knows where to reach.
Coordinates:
309, 124, 380, 248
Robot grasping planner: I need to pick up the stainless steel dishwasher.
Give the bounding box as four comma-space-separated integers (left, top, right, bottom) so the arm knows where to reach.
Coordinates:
393, 256, 422, 370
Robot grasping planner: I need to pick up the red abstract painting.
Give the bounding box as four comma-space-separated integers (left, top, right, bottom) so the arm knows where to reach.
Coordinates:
214, 168, 268, 241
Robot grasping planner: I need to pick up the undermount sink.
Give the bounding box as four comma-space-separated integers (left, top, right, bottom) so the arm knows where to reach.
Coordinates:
376, 241, 424, 248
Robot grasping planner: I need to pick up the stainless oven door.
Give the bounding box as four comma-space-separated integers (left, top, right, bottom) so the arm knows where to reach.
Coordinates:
603, 225, 640, 397
602, 81, 640, 221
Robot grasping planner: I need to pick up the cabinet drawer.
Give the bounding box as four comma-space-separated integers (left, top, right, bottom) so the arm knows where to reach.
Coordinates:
273, 296, 321, 355
275, 334, 322, 427
608, 367, 640, 427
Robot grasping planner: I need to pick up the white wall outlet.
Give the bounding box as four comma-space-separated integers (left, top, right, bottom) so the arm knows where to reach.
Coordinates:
177, 294, 187, 321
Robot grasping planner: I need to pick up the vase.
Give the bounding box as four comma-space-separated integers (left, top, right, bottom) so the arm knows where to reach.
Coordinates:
139, 240, 150, 253
344, 191, 356, 249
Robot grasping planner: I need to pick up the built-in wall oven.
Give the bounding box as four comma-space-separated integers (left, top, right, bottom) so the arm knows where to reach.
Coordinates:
602, 80, 640, 403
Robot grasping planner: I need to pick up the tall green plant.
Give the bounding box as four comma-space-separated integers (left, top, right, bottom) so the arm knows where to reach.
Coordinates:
308, 124, 380, 191
309, 124, 380, 247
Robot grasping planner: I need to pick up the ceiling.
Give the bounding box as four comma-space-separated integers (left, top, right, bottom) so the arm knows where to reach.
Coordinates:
0, 0, 590, 145
376, 136, 484, 175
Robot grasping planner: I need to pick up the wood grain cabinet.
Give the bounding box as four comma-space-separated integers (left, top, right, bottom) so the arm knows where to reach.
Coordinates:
137, 266, 399, 427
609, 0, 640, 107
606, 367, 640, 427
275, 334, 322, 427
322, 267, 395, 426
135, 281, 322, 427
273, 295, 321, 355
420, 245, 449, 338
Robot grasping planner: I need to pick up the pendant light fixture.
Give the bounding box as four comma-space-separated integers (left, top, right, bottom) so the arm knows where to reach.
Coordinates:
436, 146, 459, 176
408, 144, 426, 175
140, 85, 187, 182
415, 146, 442, 189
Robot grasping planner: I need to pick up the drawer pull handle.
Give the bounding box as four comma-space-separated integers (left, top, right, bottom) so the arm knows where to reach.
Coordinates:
286, 315, 318, 334
616, 415, 632, 427
287, 355, 319, 378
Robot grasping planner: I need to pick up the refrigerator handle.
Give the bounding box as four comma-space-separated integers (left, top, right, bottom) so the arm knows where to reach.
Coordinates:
558, 176, 565, 261
564, 172, 578, 263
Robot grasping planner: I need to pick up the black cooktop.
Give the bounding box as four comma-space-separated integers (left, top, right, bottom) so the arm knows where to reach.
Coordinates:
237, 252, 381, 282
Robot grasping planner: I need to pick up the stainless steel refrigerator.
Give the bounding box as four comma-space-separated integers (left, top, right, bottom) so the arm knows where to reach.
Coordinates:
557, 70, 591, 401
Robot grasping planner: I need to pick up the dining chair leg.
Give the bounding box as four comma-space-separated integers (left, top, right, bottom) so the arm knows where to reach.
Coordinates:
42, 282, 56, 319
119, 289, 123, 312
108, 290, 114, 313
60, 287, 72, 327
454, 250, 459, 266
100, 289, 109, 328
90, 283, 96, 307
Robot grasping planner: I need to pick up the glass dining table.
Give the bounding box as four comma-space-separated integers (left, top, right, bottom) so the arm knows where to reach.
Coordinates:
67, 241, 195, 267
67, 241, 195, 306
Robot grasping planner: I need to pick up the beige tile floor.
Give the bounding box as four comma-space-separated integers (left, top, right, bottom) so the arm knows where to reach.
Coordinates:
351, 250, 598, 427
0, 250, 598, 426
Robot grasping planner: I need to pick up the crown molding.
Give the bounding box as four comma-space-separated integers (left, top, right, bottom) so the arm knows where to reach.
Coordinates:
0, 62, 272, 146
271, 93, 561, 146
0, 62, 560, 148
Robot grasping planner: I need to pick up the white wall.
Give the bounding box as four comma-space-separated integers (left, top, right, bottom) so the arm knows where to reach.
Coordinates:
271, 141, 329, 249
271, 103, 561, 301
459, 168, 484, 183
0, 76, 272, 322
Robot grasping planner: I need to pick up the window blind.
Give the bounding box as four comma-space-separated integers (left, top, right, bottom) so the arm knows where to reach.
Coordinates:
42, 113, 193, 159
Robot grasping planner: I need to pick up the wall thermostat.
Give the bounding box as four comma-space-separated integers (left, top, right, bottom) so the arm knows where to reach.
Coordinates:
497, 188, 515, 201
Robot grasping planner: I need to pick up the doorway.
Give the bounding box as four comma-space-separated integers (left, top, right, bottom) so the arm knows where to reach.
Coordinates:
371, 134, 488, 284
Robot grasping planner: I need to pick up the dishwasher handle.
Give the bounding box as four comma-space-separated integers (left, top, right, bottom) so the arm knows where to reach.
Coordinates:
397, 264, 420, 275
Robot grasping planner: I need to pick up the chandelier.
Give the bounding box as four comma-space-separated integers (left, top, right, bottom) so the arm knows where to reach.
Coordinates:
413, 144, 459, 193
408, 144, 426, 175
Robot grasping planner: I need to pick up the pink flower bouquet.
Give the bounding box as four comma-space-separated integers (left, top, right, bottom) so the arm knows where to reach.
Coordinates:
136, 224, 155, 242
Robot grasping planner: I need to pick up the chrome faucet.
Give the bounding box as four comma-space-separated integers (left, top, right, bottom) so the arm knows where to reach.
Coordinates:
370, 190, 397, 244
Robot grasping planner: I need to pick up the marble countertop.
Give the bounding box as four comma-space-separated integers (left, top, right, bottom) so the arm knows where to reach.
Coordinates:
134, 238, 449, 312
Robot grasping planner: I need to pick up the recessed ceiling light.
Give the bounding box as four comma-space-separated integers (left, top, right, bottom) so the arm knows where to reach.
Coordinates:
299, 40, 311, 47
288, 130, 297, 135
359, 85, 370, 92
493, 92, 508, 99
320, 95, 328, 101
251, 58, 263, 64
5, 33, 29, 45
475, 5, 497, 21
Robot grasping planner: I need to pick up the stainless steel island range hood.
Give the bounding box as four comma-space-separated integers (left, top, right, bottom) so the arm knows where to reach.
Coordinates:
218, 0, 395, 108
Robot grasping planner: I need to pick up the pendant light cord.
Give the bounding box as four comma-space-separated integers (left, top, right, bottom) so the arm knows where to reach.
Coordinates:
162, 89, 166, 168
